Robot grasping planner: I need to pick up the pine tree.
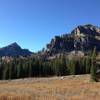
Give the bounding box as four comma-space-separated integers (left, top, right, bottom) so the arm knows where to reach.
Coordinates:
17, 61, 22, 79
54, 58, 61, 76
28, 59, 32, 77
60, 55, 67, 75
85, 56, 91, 74
3, 62, 8, 80
8, 62, 12, 80
53, 55, 67, 76
68, 59, 76, 75
90, 47, 97, 82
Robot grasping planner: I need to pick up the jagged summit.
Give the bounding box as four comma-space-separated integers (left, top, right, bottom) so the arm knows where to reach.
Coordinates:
44, 24, 100, 56
71, 24, 100, 36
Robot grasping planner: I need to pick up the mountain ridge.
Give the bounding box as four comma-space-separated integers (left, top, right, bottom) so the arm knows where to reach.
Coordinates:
42, 24, 100, 56
0, 24, 100, 57
0, 42, 32, 57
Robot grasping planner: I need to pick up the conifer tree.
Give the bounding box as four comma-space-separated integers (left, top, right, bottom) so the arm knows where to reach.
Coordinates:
8, 62, 12, 80
28, 59, 32, 77
68, 59, 76, 75
90, 47, 97, 82
17, 61, 22, 79
85, 56, 91, 74
60, 55, 67, 75
3, 62, 8, 80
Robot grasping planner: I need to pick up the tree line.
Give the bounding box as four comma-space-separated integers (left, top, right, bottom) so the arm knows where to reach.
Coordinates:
0, 56, 94, 80
0, 48, 98, 81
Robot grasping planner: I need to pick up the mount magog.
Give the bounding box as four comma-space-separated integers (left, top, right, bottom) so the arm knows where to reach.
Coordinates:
0, 42, 32, 57
43, 24, 100, 56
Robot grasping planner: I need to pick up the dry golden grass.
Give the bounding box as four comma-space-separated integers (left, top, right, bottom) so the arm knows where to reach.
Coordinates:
0, 74, 100, 100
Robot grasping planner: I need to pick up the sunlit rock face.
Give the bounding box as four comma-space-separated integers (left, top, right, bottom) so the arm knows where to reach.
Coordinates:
44, 24, 100, 56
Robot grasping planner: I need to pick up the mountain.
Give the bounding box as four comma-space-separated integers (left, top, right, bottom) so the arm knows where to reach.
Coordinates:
0, 42, 32, 57
44, 24, 100, 56
0, 24, 100, 57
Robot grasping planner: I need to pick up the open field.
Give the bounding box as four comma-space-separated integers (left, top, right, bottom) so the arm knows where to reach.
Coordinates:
0, 75, 100, 100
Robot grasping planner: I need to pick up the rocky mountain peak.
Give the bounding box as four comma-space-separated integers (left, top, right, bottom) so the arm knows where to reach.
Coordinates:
71, 24, 100, 36
44, 24, 100, 56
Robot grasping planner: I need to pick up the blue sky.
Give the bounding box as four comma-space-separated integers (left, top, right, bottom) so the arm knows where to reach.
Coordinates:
0, 0, 100, 52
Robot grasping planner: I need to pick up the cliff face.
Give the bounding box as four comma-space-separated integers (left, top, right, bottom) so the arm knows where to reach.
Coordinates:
45, 24, 100, 55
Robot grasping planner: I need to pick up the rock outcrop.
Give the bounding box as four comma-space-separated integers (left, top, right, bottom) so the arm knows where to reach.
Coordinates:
44, 24, 100, 56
